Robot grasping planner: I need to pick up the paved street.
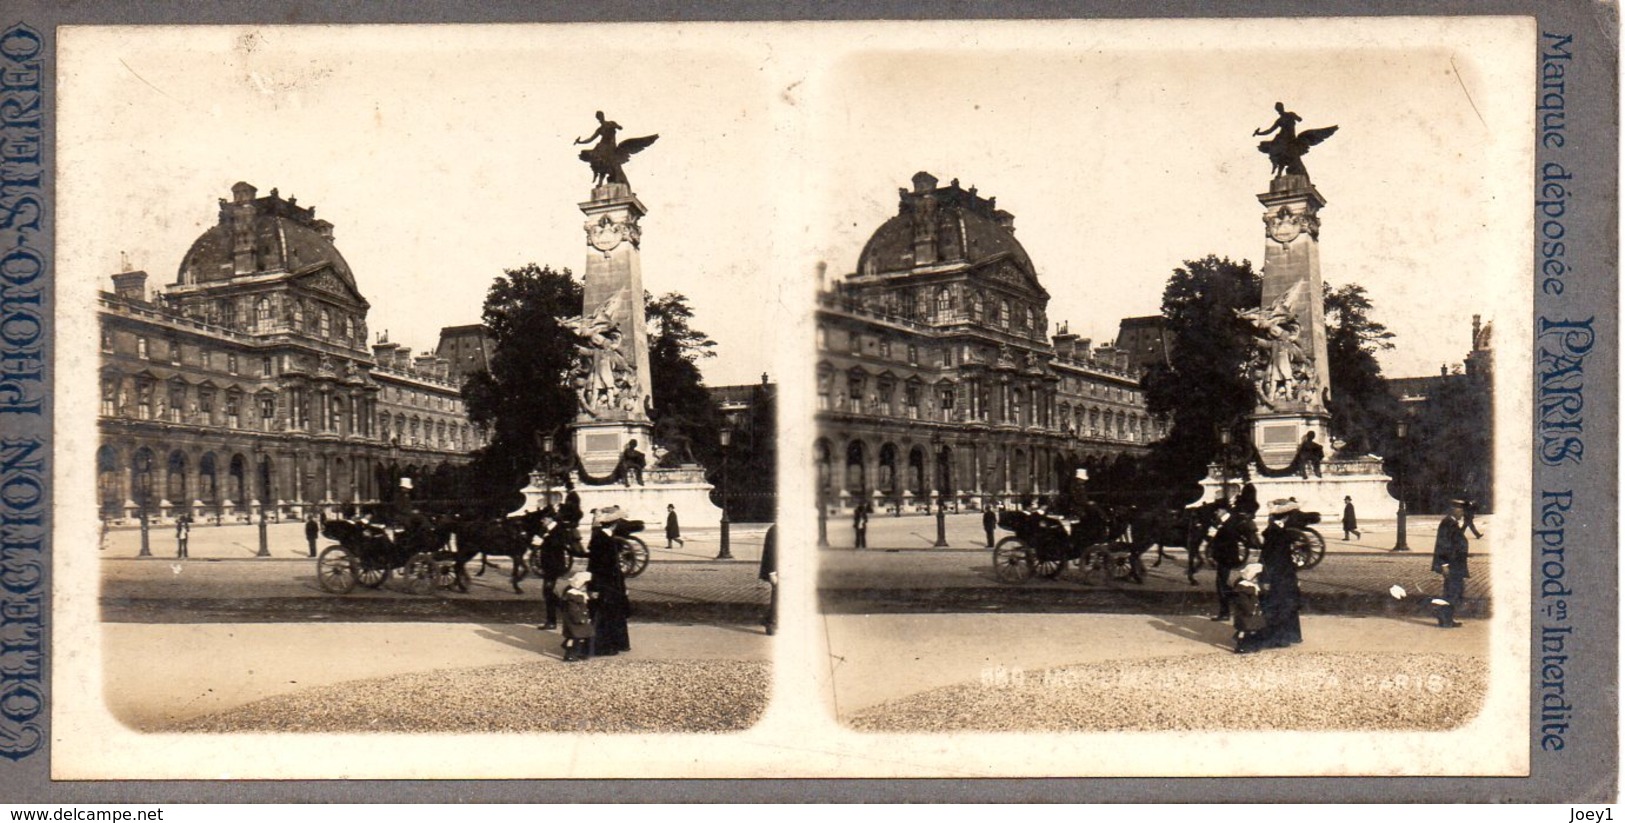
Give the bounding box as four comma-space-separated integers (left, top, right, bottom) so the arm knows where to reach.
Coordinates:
100, 521, 773, 624
819, 511, 1493, 617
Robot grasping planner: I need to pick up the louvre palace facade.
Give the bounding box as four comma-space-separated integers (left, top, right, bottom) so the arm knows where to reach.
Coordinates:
97, 182, 486, 524
815, 172, 1162, 513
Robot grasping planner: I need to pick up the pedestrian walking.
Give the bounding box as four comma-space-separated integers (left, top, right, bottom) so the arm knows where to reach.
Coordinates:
1238, 499, 1305, 652
1204, 502, 1254, 622
175, 515, 190, 559
853, 502, 869, 549
305, 516, 320, 557
1341, 496, 1361, 540
587, 506, 633, 656
1231, 563, 1267, 652
558, 572, 595, 662
665, 503, 685, 549
532, 511, 571, 631
759, 524, 778, 635
1431, 502, 1470, 628
982, 505, 997, 548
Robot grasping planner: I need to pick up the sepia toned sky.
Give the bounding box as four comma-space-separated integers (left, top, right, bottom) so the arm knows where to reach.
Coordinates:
60, 19, 1531, 388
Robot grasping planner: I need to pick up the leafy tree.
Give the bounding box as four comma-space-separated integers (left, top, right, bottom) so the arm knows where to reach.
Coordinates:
1323, 282, 1402, 455
1398, 366, 1491, 514
646, 291, 722, 469
1138, 255, 1261, 496
455, 264, 583, 507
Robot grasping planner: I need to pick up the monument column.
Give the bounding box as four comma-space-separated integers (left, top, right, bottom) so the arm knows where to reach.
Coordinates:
570, 182, 654, 476
1248, 173, 1332, 470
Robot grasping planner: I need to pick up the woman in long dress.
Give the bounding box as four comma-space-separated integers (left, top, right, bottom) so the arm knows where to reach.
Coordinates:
1256, 500, 1304, 647
587, 507, 633, 656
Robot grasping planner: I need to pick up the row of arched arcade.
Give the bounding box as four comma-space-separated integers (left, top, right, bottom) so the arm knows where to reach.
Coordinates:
96, 440, 454, 525
813, 435, 1135, 513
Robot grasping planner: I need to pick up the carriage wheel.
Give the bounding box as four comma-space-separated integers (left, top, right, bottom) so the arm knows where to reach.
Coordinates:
404, 552, 438, 596
1291, 527, 1326, 570
619, 536, 650, 578
1077, 546, 1111, 586
432, 556, 459, 590
356, 562, 390, 589
316, 546, 357, 595
992, 537, 1033, 584
1032, 551, 1065, 580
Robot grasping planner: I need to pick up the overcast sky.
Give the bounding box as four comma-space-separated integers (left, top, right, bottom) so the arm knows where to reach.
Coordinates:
60, 19, 1532, 386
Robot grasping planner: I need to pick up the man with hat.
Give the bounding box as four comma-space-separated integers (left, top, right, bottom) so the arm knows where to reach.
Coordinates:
1431, 501, 1470, 628
587, 505, 633, 655
1204, 500, 1256, 623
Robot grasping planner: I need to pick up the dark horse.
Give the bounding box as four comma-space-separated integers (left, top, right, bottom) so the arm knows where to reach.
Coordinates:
1131, 501, 1228, 585
445, 513, 540, 594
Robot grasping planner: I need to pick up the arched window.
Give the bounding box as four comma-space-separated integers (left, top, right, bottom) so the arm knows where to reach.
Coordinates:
293, 300, 304, 330
935, 287, 950, 317
1000, 300, 1011, 331
344, 316, 355, 342
1025, 307, 1035, 332
972, 293, 984, 322
320, 309, 331, 338
255, 298, 271, 329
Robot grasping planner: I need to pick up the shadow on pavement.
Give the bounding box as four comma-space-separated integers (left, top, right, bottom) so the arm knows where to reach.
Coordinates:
1145, 615, 1235, 651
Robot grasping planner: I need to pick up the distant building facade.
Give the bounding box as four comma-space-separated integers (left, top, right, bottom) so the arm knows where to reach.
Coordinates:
97, 182, 485, 524
815, 172, 1160, 512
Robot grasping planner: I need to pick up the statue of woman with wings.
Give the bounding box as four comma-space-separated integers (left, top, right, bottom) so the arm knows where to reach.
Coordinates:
575, 111, 660, 187
1254, 102, 1338, 180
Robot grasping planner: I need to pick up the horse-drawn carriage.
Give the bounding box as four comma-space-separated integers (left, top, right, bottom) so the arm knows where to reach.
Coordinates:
991, 500, 1326, 585
315, 517, 454, 595
991, 508, 1137, 585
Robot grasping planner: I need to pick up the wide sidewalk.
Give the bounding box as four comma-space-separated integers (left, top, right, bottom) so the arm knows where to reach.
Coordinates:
103, 620, 771, 728
824, 510, 1491, 554
822, 611, 1488, 718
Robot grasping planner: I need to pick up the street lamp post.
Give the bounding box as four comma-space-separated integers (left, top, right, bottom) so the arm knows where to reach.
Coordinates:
932, 434, 948, 547
540, 433, 556, 509
716, 427, 733, 560
1392, 420, 1410, 551
1218, 427, 1233, 503
136, 452, 152, 558
255, 447, 270, 557
816, 487, 828, 548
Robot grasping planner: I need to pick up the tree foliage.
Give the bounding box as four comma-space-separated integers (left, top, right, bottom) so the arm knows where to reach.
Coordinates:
1139, 255, 1261, 495
646, 291, 722, 469
455, 264, 584, 505
1396, 366, 1491, 514
1323, 283, 1401, 455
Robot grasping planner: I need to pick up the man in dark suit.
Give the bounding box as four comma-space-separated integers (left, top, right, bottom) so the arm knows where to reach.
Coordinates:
304, 516, 320, 557
758, 524, 778, 635
982, 505, 997, 548
531, 511, 572, 631
1204, 502, 1255, 621
1432, 502, 1470, 628
853, 503, 868, 549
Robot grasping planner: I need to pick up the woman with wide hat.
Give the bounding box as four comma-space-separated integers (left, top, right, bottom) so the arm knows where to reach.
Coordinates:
1240, 499, 1305, 652
587, 506, 633, 656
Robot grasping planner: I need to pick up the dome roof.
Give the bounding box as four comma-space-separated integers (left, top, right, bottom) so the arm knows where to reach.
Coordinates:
175, 183, 357, 293
855, 172, 1033, 278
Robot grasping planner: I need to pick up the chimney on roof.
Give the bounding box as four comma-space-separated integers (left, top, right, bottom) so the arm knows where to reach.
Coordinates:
312, 219, 334, 241
993, 209, 1016, 233
231, 181, 257, 204
911, 171, 938, 194
111, 270, 148, 302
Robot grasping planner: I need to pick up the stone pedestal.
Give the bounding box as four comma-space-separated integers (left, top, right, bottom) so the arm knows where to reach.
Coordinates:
511, 467, 722, 529
573, 420, 653, 478
1202, 455, 1394, 528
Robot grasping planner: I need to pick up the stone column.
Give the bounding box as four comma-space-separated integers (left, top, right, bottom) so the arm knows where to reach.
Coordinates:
1250, 174, 1333, 469
571, 184, 655, 474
